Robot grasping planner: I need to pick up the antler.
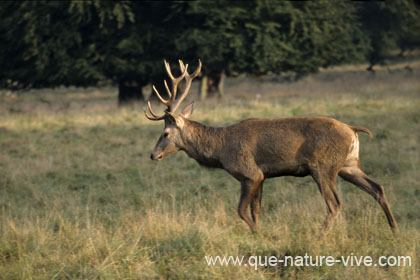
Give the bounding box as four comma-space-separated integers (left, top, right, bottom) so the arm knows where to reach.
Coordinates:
144, 59, 202, 121
172, 59, 202, 113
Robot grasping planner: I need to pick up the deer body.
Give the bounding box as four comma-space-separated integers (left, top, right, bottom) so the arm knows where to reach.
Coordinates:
179, 117, 353, 178
146, 59, 398, 233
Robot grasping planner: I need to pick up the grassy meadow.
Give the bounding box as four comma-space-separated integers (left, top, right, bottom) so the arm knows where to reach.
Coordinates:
0, 65, 419, 279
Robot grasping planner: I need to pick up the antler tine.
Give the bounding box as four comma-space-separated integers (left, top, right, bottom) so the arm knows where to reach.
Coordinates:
168, 61, 188, 111
147, 101, 165, 118
152, 85, 170, 106
144, 111, 165, 121
172, 59, 202, 113
164, 59, 176, 80
144, 103, 166, 121
163, 80, 171, 98
178, 59, 188, 74
188, 59, 202, 80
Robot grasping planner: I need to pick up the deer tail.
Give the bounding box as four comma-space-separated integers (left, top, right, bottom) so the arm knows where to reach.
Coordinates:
351, 126, 373, 137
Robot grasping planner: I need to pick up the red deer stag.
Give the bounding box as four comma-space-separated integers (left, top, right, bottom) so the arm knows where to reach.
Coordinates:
145, 59, 398, 233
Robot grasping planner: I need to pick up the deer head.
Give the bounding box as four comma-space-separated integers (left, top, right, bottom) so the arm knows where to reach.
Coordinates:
145, 59, 202, 161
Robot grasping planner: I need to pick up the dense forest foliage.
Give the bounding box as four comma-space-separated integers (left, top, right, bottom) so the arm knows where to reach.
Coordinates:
0, 0, 419, 104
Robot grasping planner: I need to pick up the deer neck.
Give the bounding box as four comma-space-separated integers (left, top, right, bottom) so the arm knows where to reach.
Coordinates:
181, 120, 225, 168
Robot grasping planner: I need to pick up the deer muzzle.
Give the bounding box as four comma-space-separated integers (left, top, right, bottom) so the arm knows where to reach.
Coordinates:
150, 152, 163, 161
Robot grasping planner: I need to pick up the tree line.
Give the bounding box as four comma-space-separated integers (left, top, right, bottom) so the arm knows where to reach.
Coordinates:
0, 1, 419, 104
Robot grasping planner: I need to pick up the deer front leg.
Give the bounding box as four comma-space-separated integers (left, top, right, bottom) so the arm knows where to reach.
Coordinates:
251, 182, 264, 229
238, 178, 263, 232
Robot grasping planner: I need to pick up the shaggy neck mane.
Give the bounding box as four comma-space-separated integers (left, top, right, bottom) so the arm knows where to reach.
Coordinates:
181, 119, 225, 168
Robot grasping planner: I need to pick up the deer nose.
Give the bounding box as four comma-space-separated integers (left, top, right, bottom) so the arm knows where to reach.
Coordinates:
150, 152, 163, 161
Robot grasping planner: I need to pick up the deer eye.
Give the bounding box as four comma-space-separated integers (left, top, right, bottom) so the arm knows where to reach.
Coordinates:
163, 132, 169, 138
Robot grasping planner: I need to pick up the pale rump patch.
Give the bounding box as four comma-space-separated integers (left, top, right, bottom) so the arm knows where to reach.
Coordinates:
344, 133, 359, 168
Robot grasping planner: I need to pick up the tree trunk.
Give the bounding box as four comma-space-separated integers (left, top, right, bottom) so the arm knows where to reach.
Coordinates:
217, 70, 225, 98
366, 64, 375, 73
118, 80, 144, 106
200, 75, 209, 100
200, 69, 225, 100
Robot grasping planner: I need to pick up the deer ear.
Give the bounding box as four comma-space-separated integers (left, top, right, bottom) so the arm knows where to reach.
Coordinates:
181, 101, 195, 118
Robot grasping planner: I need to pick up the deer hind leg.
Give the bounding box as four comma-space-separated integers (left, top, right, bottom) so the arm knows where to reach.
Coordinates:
238, 175, 263, 232
311, 169, 342, 231
339, 167, 398, 232
250, 182, 263, 229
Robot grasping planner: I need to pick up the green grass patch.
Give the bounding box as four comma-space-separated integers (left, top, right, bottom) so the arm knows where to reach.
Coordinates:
0, 69, 419, 279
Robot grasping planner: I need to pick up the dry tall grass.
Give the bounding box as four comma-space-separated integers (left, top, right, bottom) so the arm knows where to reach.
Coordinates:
0, 68, 419, 279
